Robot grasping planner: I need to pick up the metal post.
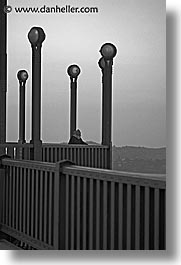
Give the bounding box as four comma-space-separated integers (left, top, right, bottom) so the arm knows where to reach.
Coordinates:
98, 57, 106, 146
99, 43, 117, 169
17, 70, 28, 144
70, 78, 77, 137
0, 1, 7, 145
28, 27, 45, 160
67, 65, 81, 138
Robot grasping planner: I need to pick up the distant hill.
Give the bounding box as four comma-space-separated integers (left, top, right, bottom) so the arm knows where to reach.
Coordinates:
113, 146, 166, 160
86, 141, 101, 145
112, 146, 166, 174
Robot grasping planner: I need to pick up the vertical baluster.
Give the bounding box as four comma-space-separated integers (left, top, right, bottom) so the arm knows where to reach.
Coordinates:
28, 146, 31, 160
67, 147, 70, 160
19, 167, 23, 231
46, 147, 48, 162
51, 148, 53, 163
43, 147, 46, 162
144, 187, 150, 249
23, 168, 27, 233
59, 147, 62, 161
65, 174, 69, 249
104, 148, 107, 169
92, 148, 95, 168
48, 172, 53, 245
15, 167, 19, 229
98, 148, 101, 168
135, 185, 140, 249
7, 147, 14, 159
103, 181, 107, 249
77, 148, 80, 165
28, 145, 31, 160
8, 166, 12, 227
16, 147, 20, 159
70, 175, 75, 249
118, 183, 123, 249
69, 147, 72, 161
88, 148, 91, 167
95, 148, 98, 168
76, 176, 80, 249
31, 169, 35, 237
62, 147, 65, 160
57, 146, 62, 162
83, 178, 87, 249
54, 148, 56, 162
43, 171, 48, 243
35, 170, 39, 240
23, 146, 27, 160
12, 167, 16, 228
154, 189, 160, 249
53, 148, 56, 162
1, 165, 6, 224
110, 182, 115, 250
102, 149, 105, 169
56, 146, 61, 162
127, 184, 132, 249
85, 148, 87, 167
81, 148, 84, 166
102, 148, 105, 169
89, 179, 93, 249
45, 147, 49, 162
96, 180, 100, 249
5, 166, 9, 225
39, 170, 43, 241
27, 168, 31, 235
73, 148, 76, 164
42, 146, 45, 161
54, 167, 60, 250
66, 147, 69, 160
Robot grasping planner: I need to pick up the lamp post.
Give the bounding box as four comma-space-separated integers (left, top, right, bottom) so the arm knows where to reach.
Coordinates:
99, 43, 117, 168
0, 0, 7, 145
28, 27, 46, 160
17, 70, 28, 144
99, 43, 117, 146
67, 64, 81, 139
98, 57, 106, 147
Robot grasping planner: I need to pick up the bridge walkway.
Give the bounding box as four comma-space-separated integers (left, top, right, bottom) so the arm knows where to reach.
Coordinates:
0, 239, 20, 250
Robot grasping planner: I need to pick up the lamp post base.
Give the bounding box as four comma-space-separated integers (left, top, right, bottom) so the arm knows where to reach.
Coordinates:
30, 139, 42, 161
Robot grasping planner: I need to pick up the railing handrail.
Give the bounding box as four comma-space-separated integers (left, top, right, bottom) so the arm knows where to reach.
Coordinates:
62, 165, 166, 189
1, 158, 55, 172
0, 142, 109, 148
1, 158, 166, 188
42, 143, 109, 148
0, 142, 33, 147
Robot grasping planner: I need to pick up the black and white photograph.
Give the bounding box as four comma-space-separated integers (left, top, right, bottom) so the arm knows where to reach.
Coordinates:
0, 0, 168, 253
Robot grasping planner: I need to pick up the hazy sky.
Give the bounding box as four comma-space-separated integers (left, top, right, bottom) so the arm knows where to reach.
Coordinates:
6, 0, 166, 147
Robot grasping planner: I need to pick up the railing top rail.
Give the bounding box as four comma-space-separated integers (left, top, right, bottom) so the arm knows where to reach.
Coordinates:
1, 158, 55, 172
1, 158, 166, 188
0, 143, 33, 147
63, 165, 166, 189
42, 143, 109, 148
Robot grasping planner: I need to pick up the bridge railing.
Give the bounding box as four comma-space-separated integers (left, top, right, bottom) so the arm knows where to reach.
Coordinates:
0, 158, 166, 250
0, 143, 110, 169
0, 158, 56, 249
42, 144, 110, 168
59, 165, 166, 250
0, 143, 33, 160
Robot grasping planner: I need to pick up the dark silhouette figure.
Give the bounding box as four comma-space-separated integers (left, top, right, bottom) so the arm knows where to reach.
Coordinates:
68, 129, 88, 145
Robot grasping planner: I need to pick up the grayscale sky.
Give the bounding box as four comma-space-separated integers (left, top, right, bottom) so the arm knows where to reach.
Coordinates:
7, 0, 166, 147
